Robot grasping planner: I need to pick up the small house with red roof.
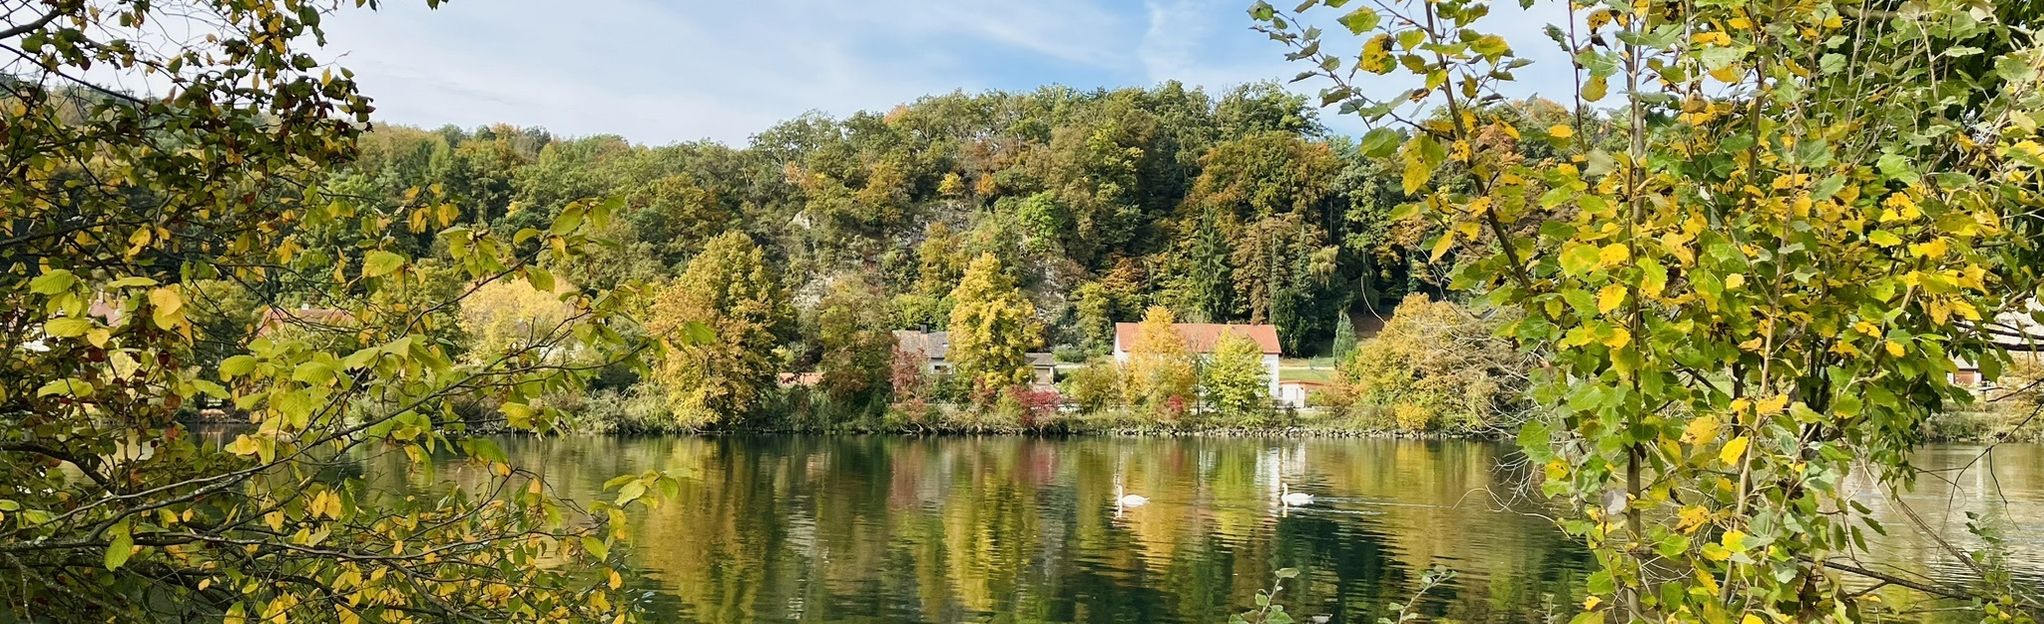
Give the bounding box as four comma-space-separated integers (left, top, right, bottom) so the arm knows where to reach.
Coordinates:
1111, 322, 1283, 399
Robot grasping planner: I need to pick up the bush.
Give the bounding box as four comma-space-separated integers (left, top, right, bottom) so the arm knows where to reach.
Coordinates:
1334, 294, 1529, 432
1052, 344, 1091, 363
1060, 359, 1123, 412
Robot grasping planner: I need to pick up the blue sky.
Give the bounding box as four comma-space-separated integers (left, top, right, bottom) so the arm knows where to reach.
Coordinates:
320, 0, 1577, 146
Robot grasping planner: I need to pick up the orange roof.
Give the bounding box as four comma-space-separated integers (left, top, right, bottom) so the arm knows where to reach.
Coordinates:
1114, 322, 1281, 355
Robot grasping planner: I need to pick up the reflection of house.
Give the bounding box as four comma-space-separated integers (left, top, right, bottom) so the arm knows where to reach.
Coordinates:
892, 330, 1056, 385
1277, 380, 1327, 409
1112, 323, 1282, 399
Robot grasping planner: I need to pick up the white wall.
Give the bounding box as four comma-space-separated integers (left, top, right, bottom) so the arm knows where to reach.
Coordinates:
1261, 354, 1281, 398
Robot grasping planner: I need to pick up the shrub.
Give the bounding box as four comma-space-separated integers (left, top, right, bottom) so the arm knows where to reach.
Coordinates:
1052, 344, 1091, 363
1335, 294, 1528, 432
1060, 359, 1124, 413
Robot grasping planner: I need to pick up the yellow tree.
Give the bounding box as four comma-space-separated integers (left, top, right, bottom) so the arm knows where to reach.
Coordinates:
1123, 307, 1199, 421
1203, 329, 1271, 421
459, 277, 579, 363
650, 232, 791, 427
946, 253, 1041, 398
1, 1, 660, 619
1261, 0, 2044, 620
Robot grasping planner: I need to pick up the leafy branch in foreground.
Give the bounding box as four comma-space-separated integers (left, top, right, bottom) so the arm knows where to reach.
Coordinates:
2, 0, 676, 620
1261, 0, 2044, 621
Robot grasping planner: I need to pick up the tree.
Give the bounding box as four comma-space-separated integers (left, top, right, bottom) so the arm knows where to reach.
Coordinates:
1203, 330, 1270, 421
945, 253, 1041, 397
458, 277, 578, 363
1336, 295, 1525, 431
1331, 308, 1359, 362
650, 232, 791, 427
1122, 307, 1199, 421
816, 276, 897, 411
1263, 0, 2044, 619
1, 1, 651, 620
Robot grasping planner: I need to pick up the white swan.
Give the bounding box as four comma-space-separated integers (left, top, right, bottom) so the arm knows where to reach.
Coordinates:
1115, 482, 1149, 508
1279, 481, 1314, 507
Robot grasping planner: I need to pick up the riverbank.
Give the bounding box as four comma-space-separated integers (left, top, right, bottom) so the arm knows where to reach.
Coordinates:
535, 399, 2043, 444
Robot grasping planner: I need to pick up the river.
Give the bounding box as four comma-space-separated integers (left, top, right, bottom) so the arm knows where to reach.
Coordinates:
387, 436, 2042, 623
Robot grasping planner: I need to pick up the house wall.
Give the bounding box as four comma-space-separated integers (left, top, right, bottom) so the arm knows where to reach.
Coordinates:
1262, 354, 1281, 399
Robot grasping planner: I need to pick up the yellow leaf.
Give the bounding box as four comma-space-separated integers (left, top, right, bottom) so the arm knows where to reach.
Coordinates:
1676, 505, 1711, 533
1720, 436, 1750, 466
1885, 340, 1906, 357
1548, 124, 1574, 139
1430, 231, 1457, 262
1742, 614, 1765, 624
1756, 394, 1788, 415
1596, 285, 1627, 313
1598, 243, 1630, 266
1681, 416, 1720, 444
149, 287, 185, 330
1603, 327, 1632, 348
1724, 273, 1746, 290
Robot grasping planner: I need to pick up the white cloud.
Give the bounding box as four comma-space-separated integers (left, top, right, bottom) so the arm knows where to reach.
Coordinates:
311, 0, 1581, 145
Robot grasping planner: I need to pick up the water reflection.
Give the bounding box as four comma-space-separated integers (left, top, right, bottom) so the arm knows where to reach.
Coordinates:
483, 436, 1596, 623
192, 426, 2041, 623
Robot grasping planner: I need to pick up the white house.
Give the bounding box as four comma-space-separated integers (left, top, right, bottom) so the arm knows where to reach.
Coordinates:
1111, 322, 1283, 399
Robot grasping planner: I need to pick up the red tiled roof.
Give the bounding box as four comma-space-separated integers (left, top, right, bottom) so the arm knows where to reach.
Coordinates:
1114, 322, 1281, 355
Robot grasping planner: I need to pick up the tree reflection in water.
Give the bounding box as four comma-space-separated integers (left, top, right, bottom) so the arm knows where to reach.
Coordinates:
342, 434, 2040, 624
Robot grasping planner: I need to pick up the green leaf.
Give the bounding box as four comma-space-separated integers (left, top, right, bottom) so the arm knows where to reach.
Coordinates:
36, 379, 94, 398
1360, 127, 1402, 158
219, 355, 259, 378
29, 269, 76, 295
1472, 34, 1510, 58
616, 480, 648, 507
363, 250, 407, 278
44, 317, 92, 338
581, 535, 610, 560
526, 267, 556, 292
291, 361, 337, 386
1868, 230, 1902, 247
1560, 243, 1601, 277
551, 204, 586, 235
1274, 567, 1300, 579
105, 521, 134, 570
1337, 7, 1379, 34
681, 321, 716, 346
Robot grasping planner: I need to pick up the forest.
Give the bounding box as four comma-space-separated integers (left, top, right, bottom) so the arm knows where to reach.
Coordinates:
267, 82, 1570, 432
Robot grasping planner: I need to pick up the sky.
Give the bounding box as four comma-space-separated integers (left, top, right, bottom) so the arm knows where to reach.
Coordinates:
317, 0, 1579, 146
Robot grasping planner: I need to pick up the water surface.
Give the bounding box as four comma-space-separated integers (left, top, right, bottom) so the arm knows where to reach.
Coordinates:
412, 436, 2043, 623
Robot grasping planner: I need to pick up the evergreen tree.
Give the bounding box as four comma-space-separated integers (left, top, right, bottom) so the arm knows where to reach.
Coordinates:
1331, 308, 1359, 362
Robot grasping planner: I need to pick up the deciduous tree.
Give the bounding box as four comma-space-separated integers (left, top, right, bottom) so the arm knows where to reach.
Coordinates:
650, 232, 791, 426
945, 254, 1041, 397
0, 1, 655, 619
1203, 330, 1270, 420
1262, 0, 2044, 619
1123, 307, 1199, 421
